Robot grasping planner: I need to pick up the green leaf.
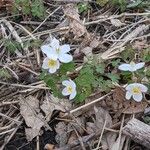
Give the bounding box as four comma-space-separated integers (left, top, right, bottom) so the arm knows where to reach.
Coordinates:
77, 3, 90, 13
127, 0, 142, 8
59, 62, 75, 75
96, 64, 105, 74
31, 0, 45, 18
107, 73, 120, 82
142, 48, 150, 62
3, 39, 22, 54
40, 72, 61, 97
96, 0, 109, 6
111, 59, 120, 67
0, 68, 11, 79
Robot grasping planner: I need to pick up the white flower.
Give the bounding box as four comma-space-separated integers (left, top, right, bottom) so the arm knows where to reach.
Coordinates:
62, 79, 77, 100
118, 61, 145, 72
42, 57, 60, 74
41, 38, 73, 63
125, 83, 148, 102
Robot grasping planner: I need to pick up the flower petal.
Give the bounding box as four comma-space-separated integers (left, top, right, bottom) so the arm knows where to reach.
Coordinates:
69, 79, 76, 89
62, 80, 71, 87
134, 62, 145, 71
42, 57, 49, 69
59, 44, 70, 54
50, 38, 60, 49
136, 83, 148, 93
69, 90, 77, 100
62, 87, 70, 96
125, 91, 132, 100
41, 45, 53, 55
125, 84, 134, 91
47, 53, 58, 60
59, 53, 73, 63
118, 64, 132, 71
133, 93, 143, 102
48, 67, 57, 74
56, 60, 60, 69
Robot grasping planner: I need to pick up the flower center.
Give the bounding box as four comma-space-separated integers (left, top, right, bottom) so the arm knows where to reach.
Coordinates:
132, 87, 141, 94
48, 59, 57, 67
130, 61, 135, 67
56, 48, 60, 54
67, 86, 73, 94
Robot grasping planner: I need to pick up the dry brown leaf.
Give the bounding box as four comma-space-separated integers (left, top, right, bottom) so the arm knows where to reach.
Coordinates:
101, 132, 118, 150
19, 96, 45, 141
25, 127, 42, 142
68, 117, 85, 135
122, 101, 148, 114
55, 122, 68, 147
111, 135, 126, 150
41, 95, 71, 121
86, 122, 97, 134
44, 144, 55, 150
94, 106, 112, 132
110, 18, 125, 27
132, 40, 149, 50
63, 4, 87, 38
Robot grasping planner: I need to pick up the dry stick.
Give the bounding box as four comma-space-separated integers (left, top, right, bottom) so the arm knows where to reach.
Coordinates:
96, 119, 107, 150
0, 128, 15, 136
73, 126, 86, 150
123, 118, 150, 149
85, 12, 150, 26
22, 26, 69, 41
0, 112, 21, 124
0, 81, 49, 90
32, 6, 61, 33
17, 63, 40, 76
10, 21, 36, 40
64, 92, 112, 116
100, 24, 150, 60
113, 114, 125, 150
0, 101, 19, 107
2, 19, 23, 56
36, 136, 40, 150
0, 122, 22, 150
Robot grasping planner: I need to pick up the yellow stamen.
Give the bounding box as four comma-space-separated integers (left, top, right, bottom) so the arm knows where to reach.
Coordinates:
130, 61, 135, 67
56, 48, 60, 54
48, 59, 57, 67
67, 86, 73, 93
132, 87, 141, 94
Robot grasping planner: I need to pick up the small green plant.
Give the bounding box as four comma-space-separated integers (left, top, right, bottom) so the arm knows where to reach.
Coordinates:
3, 39, 22, 54
0, 68, 11, 80
13, 0, 45, 19
77, 2, 90, 13
112, 0, 127, 12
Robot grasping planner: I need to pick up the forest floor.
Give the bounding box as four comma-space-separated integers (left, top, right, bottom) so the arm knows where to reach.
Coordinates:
0, 0, 150, 150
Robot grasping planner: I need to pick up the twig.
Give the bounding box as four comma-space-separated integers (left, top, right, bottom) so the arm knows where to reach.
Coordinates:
0, 101, 19, 107
32, 6, 61, 33
63, 92, 112, 117
0, 112, 21, 124
96, 119, 107, 150
0, 81, 49, 90
0, 122, 22, 150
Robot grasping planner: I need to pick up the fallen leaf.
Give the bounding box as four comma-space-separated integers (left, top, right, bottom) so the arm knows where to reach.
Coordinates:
55, 122, 68, 147
44, 144, 55, 150
101, 132, 118, 150
19, 95, 45, 141
94, 106, 112, 132
63, 4, 87, 38
132, 40, 149, 50
110, 18, 125, 27
41, 95, 71, 121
